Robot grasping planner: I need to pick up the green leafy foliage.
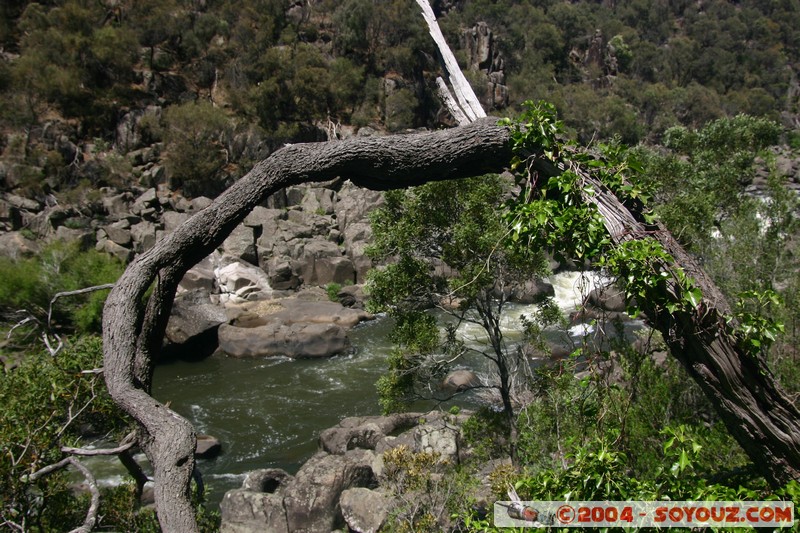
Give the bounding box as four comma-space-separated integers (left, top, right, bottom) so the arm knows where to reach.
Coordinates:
0, 243, 123, 343
0, 336, 129, 530
368, 176, 549, 419
729, 290, 785, 357
160, 100, 234, 198
636, 115, 782, 249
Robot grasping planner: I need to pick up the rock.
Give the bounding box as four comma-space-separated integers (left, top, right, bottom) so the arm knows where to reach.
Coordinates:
341, 222, 373, 283
102, 221, 133, 246
127, 145, 160, 167
586, 284, 628, 313
460, 22, 508, 110
319, 413, 421, 455
339, 488, 390, 533
221, 489, 291, 533
283, 449, 377, 533
215, 260, 272, 303
96, 238, 133, 262
0, 231, 40, 259
265, 258, 301, 290
179, 254, 218, 293
220, 469, 295, 532
334, 181, 383, 231
191, 196, 213, 211
218, 321, 350, 358
115, 106, 162, 153
102, 191, 134, 219
5, 193, 42, 212
130, 220, 158, 252
162, 210, 190, 233
195, 434, 222, 459
139, 164, 165, 186
301, 187, 337, 216
243, 206, 284, 228
53, 226, 94, 249
415, 417, 462, 461
493, 279, 555, 304
239, 299, 372, 329
442, 369, 480, 392
0, 199, 21, 231
222, 225, 258, 265
320, 423, 383, 455
166, 289, 228, 345
463, 21, 493, 71
337, 284, 366, 308
131, 188, 159, 217
303, 254, 355, 287
242, 469, 293, 492
373, 411, 468, 468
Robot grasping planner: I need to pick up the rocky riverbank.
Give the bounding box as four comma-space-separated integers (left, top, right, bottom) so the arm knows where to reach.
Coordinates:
219, 410, 482, 533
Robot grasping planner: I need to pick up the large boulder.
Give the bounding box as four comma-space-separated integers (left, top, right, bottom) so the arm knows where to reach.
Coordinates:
195, 434, 222, 459
282, 449, 377, 533
334, 181, 383, 231
218, 321, 350, 358
339, 487, 391, 533
233, 298, 373, 329
492, 279, 554, 304
165, 289, 228, 345
586, 284, 628, 313
319, 413, 422, 455
215, 261, 272, 303
442, 369, 480, 393
101, 220, 133, 246
222, 225, 258, 265
220, 469, 294, 533
0, 231, 40, 259
178, 253, 218, 293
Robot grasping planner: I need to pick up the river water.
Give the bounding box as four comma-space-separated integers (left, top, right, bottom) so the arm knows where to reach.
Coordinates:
85, 271, 616, 507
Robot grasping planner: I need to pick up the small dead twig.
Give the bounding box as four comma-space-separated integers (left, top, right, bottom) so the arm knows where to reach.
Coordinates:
26, 457, 100, 533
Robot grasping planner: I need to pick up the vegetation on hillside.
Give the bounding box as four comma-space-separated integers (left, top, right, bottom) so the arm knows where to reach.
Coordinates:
1, 0, 799, 199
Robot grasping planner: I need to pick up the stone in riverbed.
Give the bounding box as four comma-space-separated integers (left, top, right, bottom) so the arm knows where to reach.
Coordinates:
165, 289, 227, 345
195, 434, 222, 459
218, 321, 350, 358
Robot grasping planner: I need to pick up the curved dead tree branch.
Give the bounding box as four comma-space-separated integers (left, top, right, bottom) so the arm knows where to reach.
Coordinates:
27, 457, 100, 533
102, 119, 513, 532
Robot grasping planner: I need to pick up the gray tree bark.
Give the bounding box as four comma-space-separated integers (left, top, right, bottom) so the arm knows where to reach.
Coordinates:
102, 119, 511, 532
102, 119, 800, 532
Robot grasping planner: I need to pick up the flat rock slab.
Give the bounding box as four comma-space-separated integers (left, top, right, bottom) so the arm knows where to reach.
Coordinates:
218, 321, 350, 358
232, 298, 373, 329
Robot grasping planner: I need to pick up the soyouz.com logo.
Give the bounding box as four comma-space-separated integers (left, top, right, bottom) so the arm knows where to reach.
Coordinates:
494, 501, 795, 528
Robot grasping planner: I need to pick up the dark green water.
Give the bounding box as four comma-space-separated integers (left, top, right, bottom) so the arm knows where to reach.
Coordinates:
151, 316, 397, 505
82, 272, 620, 508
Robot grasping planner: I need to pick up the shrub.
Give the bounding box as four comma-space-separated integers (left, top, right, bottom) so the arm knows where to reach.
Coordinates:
0, 336, 128, 530
0, 243, 124, 341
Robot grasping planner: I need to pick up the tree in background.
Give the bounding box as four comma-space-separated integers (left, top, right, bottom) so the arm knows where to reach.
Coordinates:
160, 100, 233, 198
367, 175, 550, 462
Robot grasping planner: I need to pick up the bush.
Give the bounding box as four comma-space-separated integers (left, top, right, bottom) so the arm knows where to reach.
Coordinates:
0, 336, 128, 530
161, 100, 233, 198
325, 282, 342, 302
0, 243, 124, 343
